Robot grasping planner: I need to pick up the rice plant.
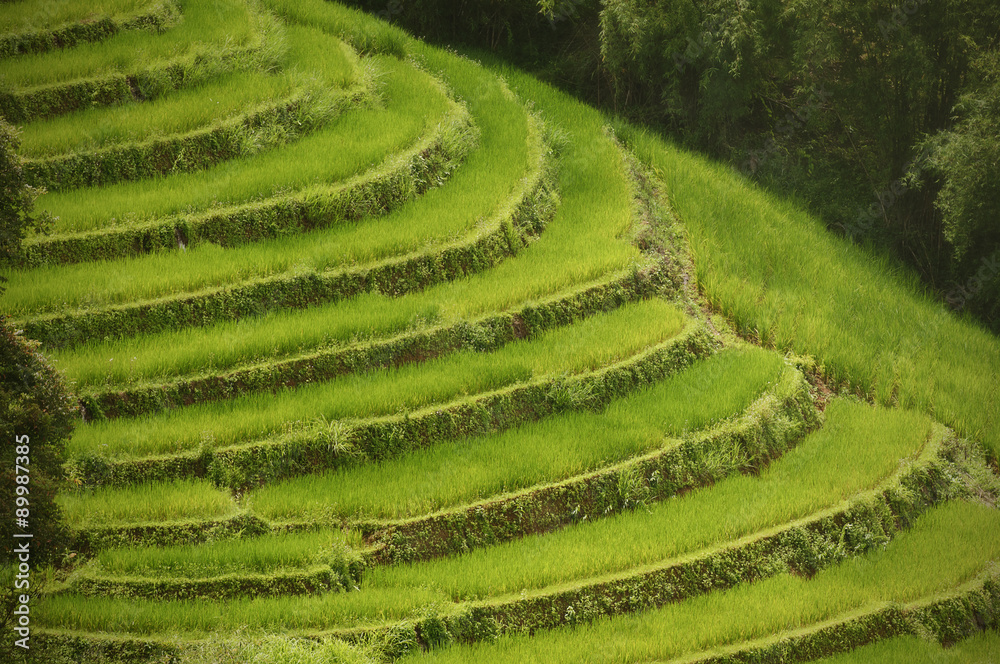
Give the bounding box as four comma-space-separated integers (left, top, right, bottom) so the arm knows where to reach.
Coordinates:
250, 347, 787, 522
90, 530, 359, 577
18, 25, 357, 158
34, 496, 995, 638
0, 0, 155, 35
49, 77, 636, 388
357, 399, 931, 604
67, 397, 931, 628
180, 635, 380, 664
621, 126, 1000, 458
393, 501, 1000, 663
58, 479, 237, 528
259, 0, 410, 57
0, 0, 269, 90
56, 293, 441, 388
3, 56, 520, 317
812, 631, 1000, 664
66, 299, 688, 459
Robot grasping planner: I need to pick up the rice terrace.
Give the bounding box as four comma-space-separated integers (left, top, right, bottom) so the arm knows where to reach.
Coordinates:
2, 0, 1000, 662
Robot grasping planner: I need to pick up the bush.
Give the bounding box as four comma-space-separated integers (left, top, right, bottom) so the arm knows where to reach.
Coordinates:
0, 316, 76, 563
0, 118, 50, 275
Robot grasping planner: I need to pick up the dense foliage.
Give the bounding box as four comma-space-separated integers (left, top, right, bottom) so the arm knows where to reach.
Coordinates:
0, 118, 49, 275
5, 1, 999, 660
350, 0, 1000, 333
0, 319, 76, 563
0, 120, 74, 566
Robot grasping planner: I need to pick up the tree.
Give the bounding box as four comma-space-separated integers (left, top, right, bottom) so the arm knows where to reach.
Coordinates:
0, 316, 76, 560
599, 0, 789, 150
914, 51, 1000, 331
787, 0, 1000, 277
1, 117, 49, 277
1, 117, 74, 565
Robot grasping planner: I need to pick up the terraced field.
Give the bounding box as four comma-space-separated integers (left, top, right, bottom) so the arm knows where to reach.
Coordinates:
2, 1, 999, 663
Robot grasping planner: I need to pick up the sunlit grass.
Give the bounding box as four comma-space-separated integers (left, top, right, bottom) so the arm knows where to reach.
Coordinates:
2, 65, 455, 316
66, 299, 688, 459
58, 479, 237, 528
35, 480, 988, 637
3, 59, 532, 320
360, 399, 930, 603
250, 347, 787, 522
67, 397, 928, 620
622, 126, 1000, 458
22, 55, 429, 239
18, 26, 356, 157
259, 0, 409, 56
19, 3, 998, 656
35, 584, 440, 635
811, 630, 1000, 664
48, 52, 639, 388
89, 530, 358, 577
396, 501, 999, 663
0, 0, 265, 89
57, 293, 441, 388
0, 0, 157, 36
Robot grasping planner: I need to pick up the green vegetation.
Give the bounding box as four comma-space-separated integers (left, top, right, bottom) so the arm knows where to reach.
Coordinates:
814, 630, 1000, 663
34, 584, 439, 637
622, 127, 1000, 458
17, 25, 356, 158
66, 299, 688, 459
56, 293, 440, 387
1, 71, 457, 314
378, 0, 1000, 333
178, 634, 380, 664
395, 501, 1000, 663
360, 398, 930, 604
260, 0, 409, 56
88, 530, 357, 578
0, 0, 159, 35
60, 396, 923, 630
47, 126, 634, 390
20, 70, 300, 158
14, 25, 363, 193
58, 479, 237, 528
18, 65, 440, 241
251, 347, 786, 522
6, 2, 998, 661
0, 316, 76, 560
0, 117, 49, 270
0, 0, 268, 91
34, 476, 986, 637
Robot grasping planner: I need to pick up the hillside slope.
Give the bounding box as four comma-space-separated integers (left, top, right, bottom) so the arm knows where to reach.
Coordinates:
1, 1, 998, 663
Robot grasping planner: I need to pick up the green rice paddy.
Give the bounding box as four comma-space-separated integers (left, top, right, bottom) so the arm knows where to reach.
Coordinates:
5, 1, 997, 661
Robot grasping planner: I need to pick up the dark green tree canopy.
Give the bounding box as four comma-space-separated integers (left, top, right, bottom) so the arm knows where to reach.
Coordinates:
1, 117, 49, 277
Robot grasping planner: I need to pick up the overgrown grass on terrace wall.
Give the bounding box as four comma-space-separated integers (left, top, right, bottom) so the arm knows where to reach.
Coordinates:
0, 0, 271, 91
0, 0, 159, 35
66, 299, 687, 458
250, 347, 787, 522
395, 500, 1000, 663
812, 630, 1000, 663
18, 27, 355, 158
